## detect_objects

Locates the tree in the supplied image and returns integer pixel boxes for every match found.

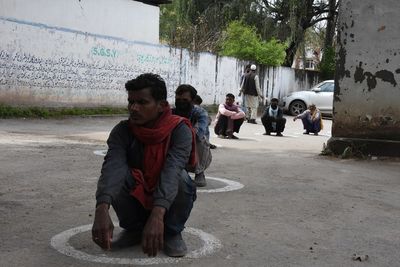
[254,0,340,67]
[318,0,340,78]
[160,0,340,68]
[219,21,286,66]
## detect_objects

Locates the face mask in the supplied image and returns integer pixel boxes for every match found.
[175,100,193,115]
[271,103,278,109]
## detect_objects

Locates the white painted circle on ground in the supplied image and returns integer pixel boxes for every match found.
[212,143,223,148]
[254,132,298,138]
[239,137,262,141]
[93,150,107,156]
[197,176,244,193]
[294,132,331,137]
[51,225,222,265]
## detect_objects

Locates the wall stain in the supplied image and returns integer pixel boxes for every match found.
[334,29,344,102]
[364,72,377,89]
[354,62,398,90]
[354,62,365,83]
[376,70,397,87]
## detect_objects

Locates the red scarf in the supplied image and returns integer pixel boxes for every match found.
[129,105,197,210]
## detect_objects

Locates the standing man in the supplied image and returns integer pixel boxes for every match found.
[261,98,286,136]
[92,73,197,257]
[239,64,251,117]
[239,64,263,124]
[173,84,212,187]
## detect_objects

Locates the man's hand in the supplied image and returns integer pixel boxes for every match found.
[92,203,114,250]
[293,117,297,121]
[142,206,166,257]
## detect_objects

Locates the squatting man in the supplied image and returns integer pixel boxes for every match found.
[92,73,197,257]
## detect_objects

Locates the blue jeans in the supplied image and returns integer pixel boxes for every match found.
[301,118,321,133]
[112,171,196,235]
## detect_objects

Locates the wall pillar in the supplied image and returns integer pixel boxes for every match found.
[327,0,400,157]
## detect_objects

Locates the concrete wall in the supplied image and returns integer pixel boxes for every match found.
[333,0,400,141]
[0,1,320,108]
[0,0,160,44]
[327,0,400,157]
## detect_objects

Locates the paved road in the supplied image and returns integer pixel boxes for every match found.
[1,116,399,266]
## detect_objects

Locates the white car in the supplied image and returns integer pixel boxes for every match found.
[282,80,334,116]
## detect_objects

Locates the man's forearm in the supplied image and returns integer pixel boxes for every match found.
[151,206,166,220]
[96,203,110,210]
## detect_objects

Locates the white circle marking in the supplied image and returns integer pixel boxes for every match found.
[93,150,107,156]
[51,225,221,265]
[197,176,244,193]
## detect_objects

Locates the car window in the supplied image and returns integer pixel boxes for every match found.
[319,82,334,92]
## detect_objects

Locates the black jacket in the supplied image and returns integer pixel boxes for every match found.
[95,120,192,210]
[261,106,284,120]
[242,72,258,96]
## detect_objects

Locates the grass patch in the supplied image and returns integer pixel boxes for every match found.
[0,104,128,119]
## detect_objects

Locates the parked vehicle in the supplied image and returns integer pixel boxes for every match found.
[282,80,334,116]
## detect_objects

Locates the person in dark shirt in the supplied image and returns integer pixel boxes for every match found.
[193,94,217,149]
[173,84,212,187]
[261,98,286,136]
[92,73,197,257]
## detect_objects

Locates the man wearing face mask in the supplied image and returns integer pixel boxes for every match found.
[261,98,286,136]
[173,84,212,187]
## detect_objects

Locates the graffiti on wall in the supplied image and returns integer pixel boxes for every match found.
[0,48,181,95]
[91,47,119,58]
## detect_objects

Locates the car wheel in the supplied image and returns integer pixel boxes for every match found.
[289,100,306,116]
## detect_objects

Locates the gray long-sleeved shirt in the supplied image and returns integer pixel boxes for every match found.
[96,120,192,210]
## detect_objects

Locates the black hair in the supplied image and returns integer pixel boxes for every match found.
[226,93,235,99]
[193,95,203,105]
[175,84,197,100]
[271,97,279,102]
[245,64,251,73]
[125,73,167,101]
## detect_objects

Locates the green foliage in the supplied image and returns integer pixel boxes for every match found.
[256,39,287,66]
[319,46,336,80]
[160,0,339,69]
[0,105,128,119]
[219,21,286,66]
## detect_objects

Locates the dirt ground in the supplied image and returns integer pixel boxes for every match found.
[1,115,399,267]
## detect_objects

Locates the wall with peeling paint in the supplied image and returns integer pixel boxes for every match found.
[0,4,320,108]
[333,0,400,141]
[0,0,160,44]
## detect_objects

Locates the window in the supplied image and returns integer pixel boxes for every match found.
[319,82,334,92]
[305,60,315,70]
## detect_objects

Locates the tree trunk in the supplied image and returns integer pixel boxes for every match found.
[324,0,337,49]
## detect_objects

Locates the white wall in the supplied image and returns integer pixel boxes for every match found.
[0,0,159,44]
[0,10,320,107]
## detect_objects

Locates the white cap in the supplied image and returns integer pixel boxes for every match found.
[250,64,256,70]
